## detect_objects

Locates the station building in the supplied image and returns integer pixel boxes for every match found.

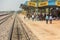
[21,0,60,18]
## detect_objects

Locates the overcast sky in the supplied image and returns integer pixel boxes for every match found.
[0,0,27,11]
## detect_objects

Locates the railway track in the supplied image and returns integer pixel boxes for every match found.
[0,13,13,16]
[0,13,16,40]
[10,15,39,40]
[0,13,13,25]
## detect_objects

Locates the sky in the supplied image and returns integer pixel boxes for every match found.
[0,0,27,11]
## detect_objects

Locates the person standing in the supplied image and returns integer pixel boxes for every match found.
[49,15,52,24]
[45,15,49,24]
[32,14,34,20]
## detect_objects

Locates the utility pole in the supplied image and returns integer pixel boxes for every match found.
[35,0,38,15]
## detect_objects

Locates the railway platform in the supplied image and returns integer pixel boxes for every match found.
[18,14,60,40]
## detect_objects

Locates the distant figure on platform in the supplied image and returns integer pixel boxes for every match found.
[49,15,52,24]
[32,14,34,20]
[45,15,49,24]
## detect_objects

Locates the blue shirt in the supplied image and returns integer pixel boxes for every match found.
[46,16,49,19]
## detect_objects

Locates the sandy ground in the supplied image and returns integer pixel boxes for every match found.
[18,14,60,40]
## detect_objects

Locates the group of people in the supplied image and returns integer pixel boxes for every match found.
[25,13,53,24]
[31,13,46,21]
[45,14,52,24]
